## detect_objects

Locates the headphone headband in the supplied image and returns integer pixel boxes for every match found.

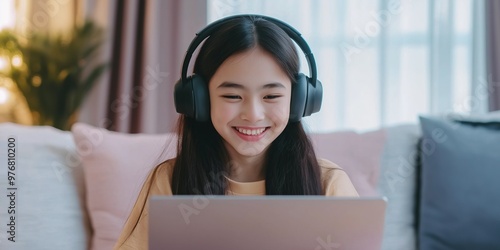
[180,14,318,87]
[175,14,323,122]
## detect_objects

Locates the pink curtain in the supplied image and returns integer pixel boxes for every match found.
[78,0,207,133]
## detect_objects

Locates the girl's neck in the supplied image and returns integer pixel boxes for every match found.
[227,153,266,183]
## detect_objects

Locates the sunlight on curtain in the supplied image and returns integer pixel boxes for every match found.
[207,0,486,132]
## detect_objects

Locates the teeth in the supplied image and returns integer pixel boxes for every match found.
[236,127,266,136]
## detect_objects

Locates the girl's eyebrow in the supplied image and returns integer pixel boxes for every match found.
[217,82,286,90]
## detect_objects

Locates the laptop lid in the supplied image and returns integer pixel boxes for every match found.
[149,196,386,250]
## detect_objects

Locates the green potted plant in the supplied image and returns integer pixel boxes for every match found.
[0,20,107,130]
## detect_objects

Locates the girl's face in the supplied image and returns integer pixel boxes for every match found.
[209,47,292,160]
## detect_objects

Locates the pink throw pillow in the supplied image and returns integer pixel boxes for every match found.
[71,123,177,250]
[309,129,387,196]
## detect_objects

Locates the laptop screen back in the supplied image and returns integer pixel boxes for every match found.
[149,196,386,250]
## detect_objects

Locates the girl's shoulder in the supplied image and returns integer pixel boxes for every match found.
[317,158,343,171]
[157,158,176,170]
[143,158,177,195]
[317,158,359,197]
[317,157,345,184]
[154,158,177,180]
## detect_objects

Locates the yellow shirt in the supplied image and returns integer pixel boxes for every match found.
[113,158,358,250]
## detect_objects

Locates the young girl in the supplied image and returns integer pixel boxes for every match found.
[114,15,358,249]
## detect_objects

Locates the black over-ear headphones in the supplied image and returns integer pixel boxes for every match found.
[174,14,322,122]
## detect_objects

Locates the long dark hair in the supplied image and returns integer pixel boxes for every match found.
[171,16,322,195]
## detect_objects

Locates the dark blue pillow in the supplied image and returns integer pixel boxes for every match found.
[419,116,500,250]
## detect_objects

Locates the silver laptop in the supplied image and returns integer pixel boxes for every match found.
[149,196,387,250]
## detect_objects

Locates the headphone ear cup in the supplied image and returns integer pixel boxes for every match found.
[174,77,194,118]
[191,75,211,121]
[289,73,308,122]
[174,75,211,122]
[303,78,322,117]
[289,74,323,122]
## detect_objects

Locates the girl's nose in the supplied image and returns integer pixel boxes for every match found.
[240,99,265,122]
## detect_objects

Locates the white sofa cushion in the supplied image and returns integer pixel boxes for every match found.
[0,123,90,250]
[378,124,421,250]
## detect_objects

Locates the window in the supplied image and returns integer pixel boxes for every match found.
[208,0,486,132]
[0,0,16,30]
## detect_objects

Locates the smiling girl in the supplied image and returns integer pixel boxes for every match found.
[114,15,358,250]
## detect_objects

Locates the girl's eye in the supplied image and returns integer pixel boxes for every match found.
[222,95,241,99]
[264,95,282,100]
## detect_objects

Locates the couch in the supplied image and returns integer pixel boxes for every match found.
[0,112,499,250]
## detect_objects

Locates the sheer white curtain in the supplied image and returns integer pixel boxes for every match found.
[207,0,487,132]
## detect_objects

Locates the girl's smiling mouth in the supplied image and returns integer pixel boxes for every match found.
[232,127,270,141]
